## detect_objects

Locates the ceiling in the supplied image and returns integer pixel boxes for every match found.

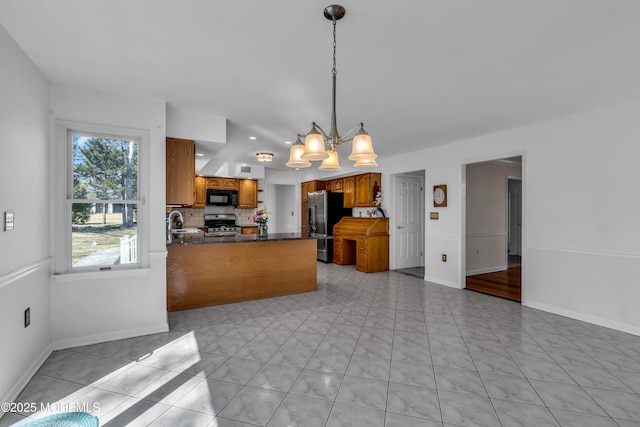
[2,0,640,172]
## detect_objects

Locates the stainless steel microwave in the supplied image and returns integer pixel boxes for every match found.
[206,190,238,206]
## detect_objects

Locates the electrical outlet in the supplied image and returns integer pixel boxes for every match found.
[4,211,14,231]
[442,254,447,262]
[24,307,30,328]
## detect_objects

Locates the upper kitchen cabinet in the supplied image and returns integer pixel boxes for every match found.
[355,172,381,207]
[237,179,258,208]
[301,180,326,203]
[207,177,239,190]
[343,176,355,208]
[166,138,195,205]
[332,178,344,193]
[192,176,206,208]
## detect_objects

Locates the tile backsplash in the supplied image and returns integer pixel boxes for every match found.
[166,207,257,228]
[235,208,256,226]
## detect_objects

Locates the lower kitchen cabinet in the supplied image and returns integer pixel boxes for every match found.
[241,226,258,235]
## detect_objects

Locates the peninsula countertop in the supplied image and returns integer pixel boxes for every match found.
[167,232,317,310]
[167,232,315,247]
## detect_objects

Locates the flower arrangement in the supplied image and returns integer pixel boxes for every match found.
[253,207,270,224]
[373,192,385,217]
[374,191,382,208]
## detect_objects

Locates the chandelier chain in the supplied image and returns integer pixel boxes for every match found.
[332,18,337,77]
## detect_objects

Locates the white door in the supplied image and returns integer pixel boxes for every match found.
[395,175,424,269]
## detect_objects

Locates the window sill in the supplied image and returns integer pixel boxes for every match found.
[51,268,150,283]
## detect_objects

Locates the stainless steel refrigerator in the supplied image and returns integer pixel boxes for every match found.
[308,190,352,262]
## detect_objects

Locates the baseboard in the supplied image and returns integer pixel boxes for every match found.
[52,322,169,351]
[466,265,507,276]
[424,276,461,289]
[1,343,52,411]
[525,300,640,338]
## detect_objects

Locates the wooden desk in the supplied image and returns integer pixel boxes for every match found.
[333,217,389,273]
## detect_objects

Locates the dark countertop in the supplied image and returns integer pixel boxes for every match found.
[167,232,315,247]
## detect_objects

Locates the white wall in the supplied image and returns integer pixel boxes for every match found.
[0,25,52,407]
[382,99,640,335]
[49,84,168,348]
[466,161,522,274]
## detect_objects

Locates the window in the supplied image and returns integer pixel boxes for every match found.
[66,129,142,271]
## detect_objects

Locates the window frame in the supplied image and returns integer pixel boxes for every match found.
[55,120,149,274]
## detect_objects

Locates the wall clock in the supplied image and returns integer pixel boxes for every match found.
[433,185,447,207]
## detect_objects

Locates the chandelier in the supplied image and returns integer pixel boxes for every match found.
[286,4,378,170]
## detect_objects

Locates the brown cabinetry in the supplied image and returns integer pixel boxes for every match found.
[355,172,381,207]
[332,178,344,192]
[192,176,206,208]
[333,217,389,273]
[207,177,222,189]
[241,226,258,235]
[166,138,195,205]
[301,180,325,202]
[343,176,355,208]
[238,179,258,208]
[207,177,238,190]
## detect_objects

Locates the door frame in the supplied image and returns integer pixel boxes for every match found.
[392,171,425,271]
[459,153,527,304]
[507,176,522,260]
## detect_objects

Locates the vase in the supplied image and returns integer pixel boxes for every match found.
[258,223,268,237]
[373,208,385,218]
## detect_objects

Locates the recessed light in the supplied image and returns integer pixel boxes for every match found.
[196,153,204,157]
[285,141,292,145]
[249,136,257,140]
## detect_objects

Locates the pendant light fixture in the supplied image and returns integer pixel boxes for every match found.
[286,4,378,170]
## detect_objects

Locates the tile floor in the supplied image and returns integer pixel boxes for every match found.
[394,266,425,278]
[4,263,640,426]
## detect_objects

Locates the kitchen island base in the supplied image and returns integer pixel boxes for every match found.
[167,238,316,311]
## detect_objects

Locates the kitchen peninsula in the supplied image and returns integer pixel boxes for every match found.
[167,233,317,311]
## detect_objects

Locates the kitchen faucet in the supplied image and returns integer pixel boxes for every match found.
[166,210,184,244]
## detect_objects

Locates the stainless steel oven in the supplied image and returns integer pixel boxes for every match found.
[204,214,241,237]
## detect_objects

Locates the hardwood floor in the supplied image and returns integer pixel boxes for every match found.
[465,256,521,302]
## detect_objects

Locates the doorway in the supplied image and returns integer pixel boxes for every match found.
[464,157,522,302]
[393,172,425,277]
[265,184,296,233]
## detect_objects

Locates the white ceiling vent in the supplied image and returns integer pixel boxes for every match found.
[240,166,251,173]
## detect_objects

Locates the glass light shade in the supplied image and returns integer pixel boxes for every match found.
[285,142,311,168]
[348,130,377,160]
[353,157,379,168]
[256,152,274,162]
[319,150,341,170]
[300,131,329,160]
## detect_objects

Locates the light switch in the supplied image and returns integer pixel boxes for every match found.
[4,211,14,231]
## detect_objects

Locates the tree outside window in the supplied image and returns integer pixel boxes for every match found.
[70,133,139,268]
